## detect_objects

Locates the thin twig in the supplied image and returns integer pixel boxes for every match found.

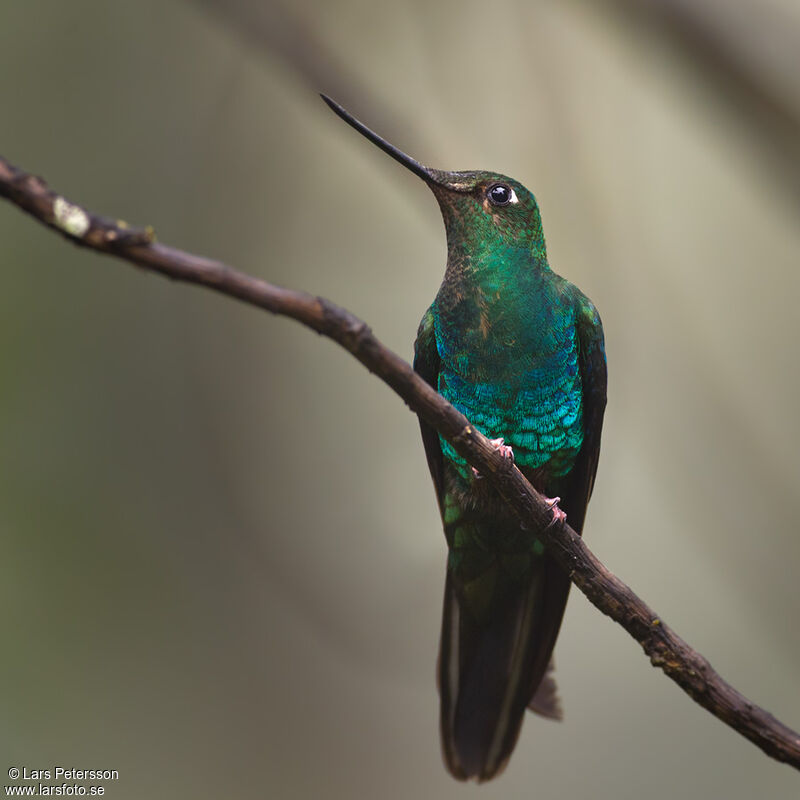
[1,154,798,769]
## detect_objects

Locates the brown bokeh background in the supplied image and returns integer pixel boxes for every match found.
[1,2,799,797]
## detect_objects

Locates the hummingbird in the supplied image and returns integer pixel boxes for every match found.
[322,95,607,782]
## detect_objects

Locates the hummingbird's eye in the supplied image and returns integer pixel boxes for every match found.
[487,184,512,206]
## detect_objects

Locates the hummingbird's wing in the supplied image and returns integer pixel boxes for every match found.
[559,292,607,534]
[413,307,445,507]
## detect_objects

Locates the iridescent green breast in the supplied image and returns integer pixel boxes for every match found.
[432,271,584,481]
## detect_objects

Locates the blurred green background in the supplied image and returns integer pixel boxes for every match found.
[1,1,799,797]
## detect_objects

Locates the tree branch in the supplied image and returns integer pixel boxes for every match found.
[1,153,798,769]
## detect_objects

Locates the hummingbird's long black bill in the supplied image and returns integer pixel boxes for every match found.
[321,94,442,185]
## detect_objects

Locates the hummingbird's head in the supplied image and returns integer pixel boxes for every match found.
[321,95,547,263]
[424,170,546,261]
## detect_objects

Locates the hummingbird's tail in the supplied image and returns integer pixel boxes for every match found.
[437,555,568,781]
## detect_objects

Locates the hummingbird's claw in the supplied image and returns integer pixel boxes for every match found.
[489,437,514,462]
[471,438,514,480]
[543,495,567,528]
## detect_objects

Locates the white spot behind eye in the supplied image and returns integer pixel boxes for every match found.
[508,188,519,204]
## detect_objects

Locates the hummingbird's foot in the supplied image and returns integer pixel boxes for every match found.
[543,495,567,528]
[489,437,514,462]
[471,438,514,480]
